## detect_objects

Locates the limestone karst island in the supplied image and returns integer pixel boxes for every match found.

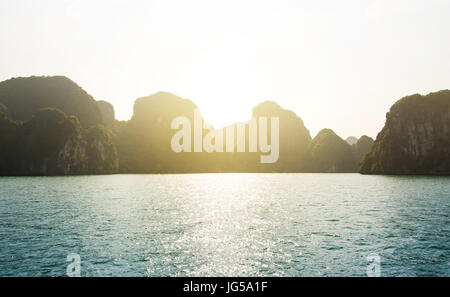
[0,76,448,176]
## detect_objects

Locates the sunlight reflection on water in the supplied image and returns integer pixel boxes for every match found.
[0,174,449,276]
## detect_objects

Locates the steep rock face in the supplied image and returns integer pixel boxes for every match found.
[310,129,356,172]
[0,76,103,127]
[96,100,115,125]
[55,129,88,174]
[0,108,21,173]
[360,90,450,175]
[352,135,374,165]
[0,103,10,117]
[0,108,119,175]
[16,108,88,175]
[85,125,119,173]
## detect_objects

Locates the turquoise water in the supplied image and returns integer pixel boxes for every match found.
[0,174,448,277]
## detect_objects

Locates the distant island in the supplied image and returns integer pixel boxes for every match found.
[0,76,448,175]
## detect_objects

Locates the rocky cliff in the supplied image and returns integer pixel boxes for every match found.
[85,125,119,173]
[352,135,374,165]
[96,100,115,125]
[0,108,118,175]
[360,90,450,175]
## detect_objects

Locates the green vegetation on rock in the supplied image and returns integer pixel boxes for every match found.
[0,76,104,127]
[0,75,448,175]
[360,90,450,175]
[0,108,118,175]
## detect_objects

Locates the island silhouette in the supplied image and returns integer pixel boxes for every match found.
[0,76,448,175]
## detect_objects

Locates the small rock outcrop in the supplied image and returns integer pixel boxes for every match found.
[96,100,115,125]
[310,129,356,172]
[352,135,374,165]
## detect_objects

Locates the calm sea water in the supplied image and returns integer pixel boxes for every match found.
[0,174,448,277]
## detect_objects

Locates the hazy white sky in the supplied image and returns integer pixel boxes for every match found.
[1,0,449,138]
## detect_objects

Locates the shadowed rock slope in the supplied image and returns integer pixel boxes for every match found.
[360,90,450,175]
[0,76,104,127]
